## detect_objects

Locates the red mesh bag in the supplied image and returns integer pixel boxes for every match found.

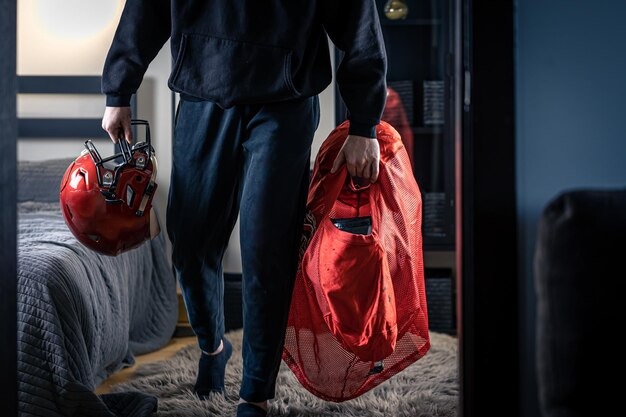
[282,120,430,401]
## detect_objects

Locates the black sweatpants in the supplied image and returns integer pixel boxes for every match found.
[166,94,319,401]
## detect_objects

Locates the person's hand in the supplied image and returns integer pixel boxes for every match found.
[102,106,132,143]
[330,134,380,183]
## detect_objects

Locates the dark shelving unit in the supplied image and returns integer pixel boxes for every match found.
[334,0,456,251]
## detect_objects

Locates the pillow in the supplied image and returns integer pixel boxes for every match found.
[18,158,75,203]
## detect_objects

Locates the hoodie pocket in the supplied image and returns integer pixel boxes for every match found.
[169,33,298,107]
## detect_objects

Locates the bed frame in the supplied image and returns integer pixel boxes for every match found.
[17,75,137,139]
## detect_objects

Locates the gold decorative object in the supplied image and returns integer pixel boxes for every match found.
[384,0,409,20]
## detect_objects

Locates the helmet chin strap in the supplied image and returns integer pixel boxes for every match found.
[136,153,158,218]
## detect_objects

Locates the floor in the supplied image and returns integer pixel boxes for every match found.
[95,336,197,395]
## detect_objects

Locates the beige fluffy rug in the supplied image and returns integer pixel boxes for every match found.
[110,329,458,417]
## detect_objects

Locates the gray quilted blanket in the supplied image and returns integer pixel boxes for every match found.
[17,160,178,417]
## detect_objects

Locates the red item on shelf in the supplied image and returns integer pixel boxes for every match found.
[382,86,415,168]
[282,120,430,402]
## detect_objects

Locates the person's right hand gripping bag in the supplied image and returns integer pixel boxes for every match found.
[282,120,430,402]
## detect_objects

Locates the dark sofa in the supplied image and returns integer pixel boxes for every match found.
[534,189,626,417]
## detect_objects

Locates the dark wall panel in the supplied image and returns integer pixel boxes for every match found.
[0,0,17,415]
[516,1,626,416]
[461,0,519,416]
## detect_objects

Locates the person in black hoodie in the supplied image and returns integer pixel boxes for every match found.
[101,1,387,416]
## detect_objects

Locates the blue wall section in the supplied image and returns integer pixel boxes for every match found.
[516,0,626,415]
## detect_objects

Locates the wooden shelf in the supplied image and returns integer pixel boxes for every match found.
[381,18,442,27]
[412,126,444,135]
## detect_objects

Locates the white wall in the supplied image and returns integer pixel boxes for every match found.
[17,0,337,273]
[17,0,124,75]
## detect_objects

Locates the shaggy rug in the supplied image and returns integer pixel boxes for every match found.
[109,329,458,417]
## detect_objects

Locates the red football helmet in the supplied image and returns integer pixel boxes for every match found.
[60,120,160,256]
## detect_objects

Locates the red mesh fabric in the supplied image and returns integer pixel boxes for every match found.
[282,120,430,402]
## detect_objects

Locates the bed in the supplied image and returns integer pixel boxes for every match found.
[17,158,178,417]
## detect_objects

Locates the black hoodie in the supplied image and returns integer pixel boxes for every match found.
[102,0,387,138]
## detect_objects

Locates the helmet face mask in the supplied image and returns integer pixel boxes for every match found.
[60,120,160,256]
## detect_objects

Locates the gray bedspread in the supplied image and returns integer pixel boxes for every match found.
[17,159,178,417]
